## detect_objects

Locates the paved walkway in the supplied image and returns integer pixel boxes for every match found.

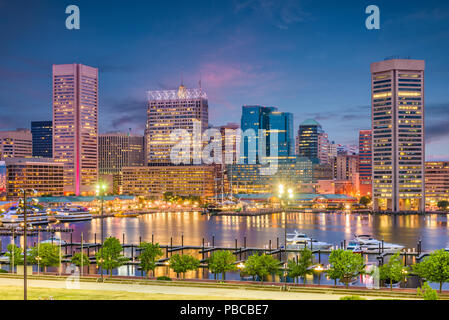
[0,277,413,300]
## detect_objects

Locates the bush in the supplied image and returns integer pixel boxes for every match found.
[156,276,172,281]
[0,269,7,273]
[340,295,366,300]
[417,282,439,300]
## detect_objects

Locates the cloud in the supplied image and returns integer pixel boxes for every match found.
[102,97,147,133]
[234,0,309,29]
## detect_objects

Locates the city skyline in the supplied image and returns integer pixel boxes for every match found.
[1,1,449,161]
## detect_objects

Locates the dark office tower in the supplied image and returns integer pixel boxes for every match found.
[31,121,53,158]
[266,111,294,161]
[296,119,328,163]
[241,106,276,164]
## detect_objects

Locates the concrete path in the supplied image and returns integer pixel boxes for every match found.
[0,277,413,300]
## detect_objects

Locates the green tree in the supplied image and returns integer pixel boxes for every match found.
[96,237,128,276]
[417,282,439,300]
[327,249,365,288]
[29,243,60,272]
[437,200,449,211]
[208,250,237,281]
[413,249,449,293]
[359,196,372,207]
[169,254,200,279]
[139,242,163,278]
[5,244,23,268]
[71,252,90,268]
[379,252,408,290]
[243,254,280,284]
[287,248,313,285]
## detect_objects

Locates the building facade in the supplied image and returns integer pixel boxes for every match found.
[425,161,449,210]
[359,130,372,197]
[296,119,328,163]
[31,121,53,158]
[122,165,216,199]
[227,157,314,194]
[52,64,99,196]
[4,158,64,200]
[0,129,32,160]
[371,59,425,212]
[145,85,208,165]
[99,132,145,175]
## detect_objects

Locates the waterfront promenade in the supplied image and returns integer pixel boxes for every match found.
[0,276,421,300]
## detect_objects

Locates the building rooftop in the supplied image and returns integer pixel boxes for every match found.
[300,119,321,127]
[148,85,207,101]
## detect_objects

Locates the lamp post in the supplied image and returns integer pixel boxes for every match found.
[278,185,294,291]
[96,182,107,282]
[20,188,37,300]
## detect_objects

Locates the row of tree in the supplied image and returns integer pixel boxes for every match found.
[6,236,449,293]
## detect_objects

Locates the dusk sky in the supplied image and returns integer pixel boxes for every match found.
[1,0,449,160]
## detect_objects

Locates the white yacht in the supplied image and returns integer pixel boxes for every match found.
[54,206,92,222]
[349,234,404,253]
[286,231,333,250]
[1,206,50,226]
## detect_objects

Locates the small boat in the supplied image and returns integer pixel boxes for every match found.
[41,237,67,245]
[114,212,139,218]
[285,231,333,250]
[54,206,92,222]
[346,241,364,253]
[350,235,404,253]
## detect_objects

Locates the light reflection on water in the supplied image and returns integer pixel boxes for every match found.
[2,212,449,288]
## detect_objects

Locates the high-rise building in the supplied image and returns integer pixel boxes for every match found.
[296,119,328,163]
[332,154,359,196]
[425,161,449,210]
[99,132,145,194]
[52,64,98,196]
[371,59,425,212]
[31,121,53,158]
[0,129,32,160]
[99,132,145,175]
[240,105,277,164]
[146,84,208,165]
[218,123,239,165]
[240,106,294,163]
[359,130,372,196]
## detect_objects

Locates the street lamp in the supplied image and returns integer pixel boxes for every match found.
[313,264,325,286]
[278,184,294,291]
[19,188,37,300]
[96,182,107,282]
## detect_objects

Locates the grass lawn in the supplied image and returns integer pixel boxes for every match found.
[0,285,234,300]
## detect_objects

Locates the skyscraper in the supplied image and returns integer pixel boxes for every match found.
[99,132,145,175]
[359,130,372,197]
[146,84,208,165]
[371,59,425,212]
[240,106,294,163]
[240,105,277,164]
[31,121,53,158]
[266,111,294,161]
[296,119,328,163]
[52,64,98,196]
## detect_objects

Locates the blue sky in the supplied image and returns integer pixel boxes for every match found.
[1,0,449,159]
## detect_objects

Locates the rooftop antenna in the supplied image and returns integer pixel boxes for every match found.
[199,72,202,90]
[181,72,184,86]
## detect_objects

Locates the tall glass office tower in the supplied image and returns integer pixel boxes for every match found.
[371,59,425,212]
[296,119,329,163]
[31,121,53,158]
[240,106,293,164]
[52,64,98,196]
